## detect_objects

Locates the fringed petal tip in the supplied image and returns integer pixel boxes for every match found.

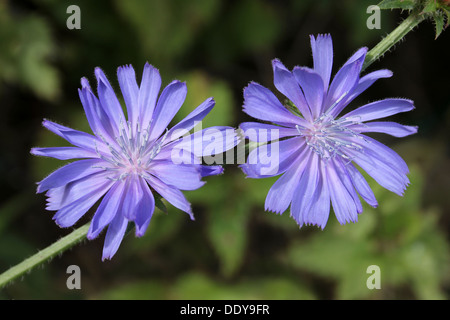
[117,64,135,72]
[297,221,327,231]
[337,216,359,226]
[264,206,285,216]
[310,33,332,40]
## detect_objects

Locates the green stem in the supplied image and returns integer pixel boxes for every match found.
[0,222,89,289]
[361,12,426,72]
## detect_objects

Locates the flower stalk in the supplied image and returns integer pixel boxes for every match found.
[361,12,426,72]
[0,223,89,289]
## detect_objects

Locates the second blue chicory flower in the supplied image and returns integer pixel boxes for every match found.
[240,34,417,228]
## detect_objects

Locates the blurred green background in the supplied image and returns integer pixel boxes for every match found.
[0,0,449,300]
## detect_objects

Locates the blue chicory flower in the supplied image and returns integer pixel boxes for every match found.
[31,63,237,260]
[239,34,417,228]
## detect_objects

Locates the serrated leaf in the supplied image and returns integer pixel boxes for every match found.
[378,0,416,10]
[421,0,438,13]
[444,8,450,27]
[433,12,446,38]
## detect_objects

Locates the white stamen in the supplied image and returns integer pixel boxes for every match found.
[93,121,165,181]
[296,113,367,162]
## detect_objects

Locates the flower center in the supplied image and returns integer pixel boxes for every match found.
[95,120,167,181]
[296,114,364,160]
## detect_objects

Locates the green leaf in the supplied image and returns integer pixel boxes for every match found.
[421,0,438,13]
[444,7,450,27]
[378,0,416,10]
[434,12,445,38]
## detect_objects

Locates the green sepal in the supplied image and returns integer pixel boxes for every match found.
[154,192,168,214]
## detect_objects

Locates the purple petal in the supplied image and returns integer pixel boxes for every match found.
[166,97,215,143]
[310,34,333,90]
[102,213,129,261]
[42,120,110,155]
[333,158,363,214]
[145,174,193,219]
[352,134,409,174]
[30,147,98,160]
[134,178,155,237]
[343,47,368,67]
[95,67,126,134]
[148,80,187,142]
[264,148,311,214]
[138,62,162,129]
[350,121,418,137]
[346,147,409,196]
[239,122,299,142]
[243,82,307,127]
[121,175,144,221]
[290,153,320,225]
[87,180,127,240]
[154,144,201,165]
[241,137,305,178]
[117,64,139,127]
[78,82,116,143]
[45,171,111,211]
[342,98,415,123]
[292,66,325,119]
[52,179,114,227]
[336,69,393,114]
[324,48,367,115]
[173,126,238,158]
[200,165,223,177]
[344,162,377,208]
[272,59,311,121]
[147,160,205,191]
[326,159,359,225]
[301,162,330,229]
[37,159,108,193]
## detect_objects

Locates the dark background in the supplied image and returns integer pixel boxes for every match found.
[0,0,449,299]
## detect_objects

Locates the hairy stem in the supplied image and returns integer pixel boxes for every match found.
[362,12,426,72]
[0,223,89,289]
